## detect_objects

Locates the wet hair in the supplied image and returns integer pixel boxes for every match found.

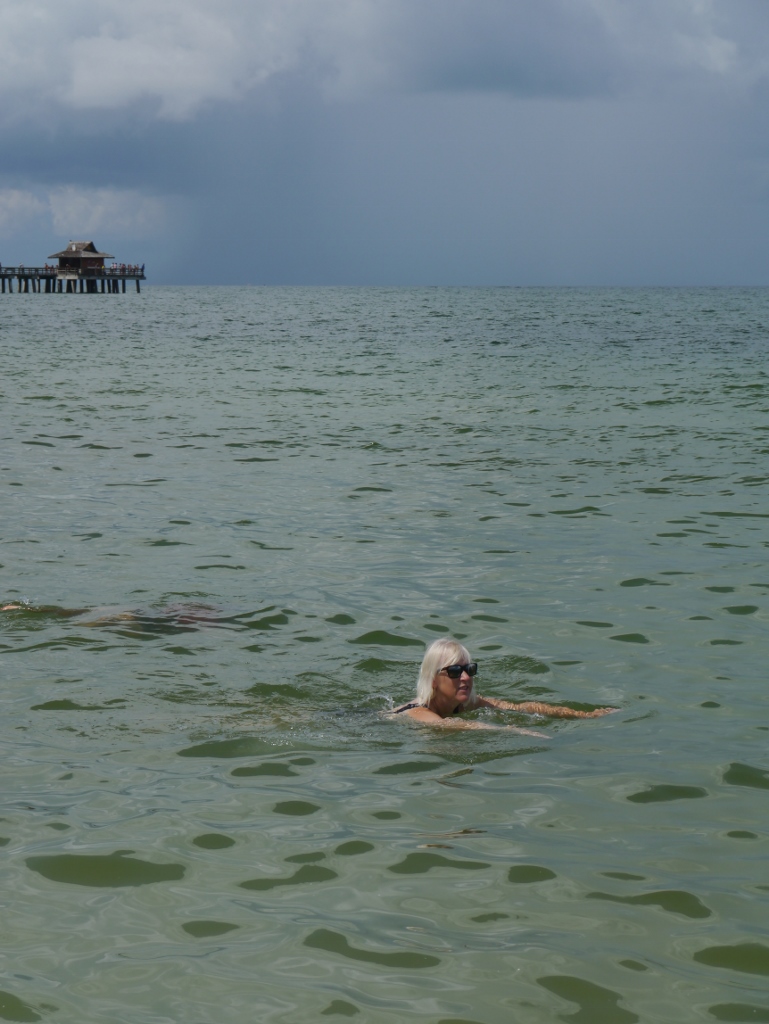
[415,636,476,707]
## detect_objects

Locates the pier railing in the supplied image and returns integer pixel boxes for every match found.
[0,266,145,278]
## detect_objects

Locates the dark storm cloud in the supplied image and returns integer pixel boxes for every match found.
[386,0,624,97]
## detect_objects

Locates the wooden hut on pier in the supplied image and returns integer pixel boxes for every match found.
[50,240,113,273]
[0,240,145,294]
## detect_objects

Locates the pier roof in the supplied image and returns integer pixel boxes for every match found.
[48,240,114,259]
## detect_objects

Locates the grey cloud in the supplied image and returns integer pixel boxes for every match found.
[387,0,769,99]
[0,0,765,128]
[386,0,624,98]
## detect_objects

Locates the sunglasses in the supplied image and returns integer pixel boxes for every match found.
[439,662,478,679]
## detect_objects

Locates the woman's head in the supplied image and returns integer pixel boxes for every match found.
[415,636,474,706]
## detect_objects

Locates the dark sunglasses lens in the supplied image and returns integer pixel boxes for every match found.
[445,663,478,679]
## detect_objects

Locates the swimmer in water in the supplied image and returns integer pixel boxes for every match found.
[1,601,224,632]
[392,636,617,729]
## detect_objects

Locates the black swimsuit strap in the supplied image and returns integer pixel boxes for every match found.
[393,701,420,714]
[394,702,463,715]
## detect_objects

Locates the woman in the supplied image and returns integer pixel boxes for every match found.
[393,636,616,729]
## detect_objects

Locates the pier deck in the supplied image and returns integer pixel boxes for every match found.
[0,266,145,293]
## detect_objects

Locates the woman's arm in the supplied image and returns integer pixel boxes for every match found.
[477,697,617,718]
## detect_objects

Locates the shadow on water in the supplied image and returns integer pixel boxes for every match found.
[707,1006,769,1022]
[0,991,49,1023]
[586,888,712,918]
[26,851,185,887]
[537,976,639,1024]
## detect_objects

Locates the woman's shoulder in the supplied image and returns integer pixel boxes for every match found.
[391,701,444,721]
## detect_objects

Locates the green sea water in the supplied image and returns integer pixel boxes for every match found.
[1,286,767,1023]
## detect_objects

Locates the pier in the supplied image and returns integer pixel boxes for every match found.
[1,240,145,294]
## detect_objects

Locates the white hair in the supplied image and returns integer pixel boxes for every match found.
[414,636,477,707]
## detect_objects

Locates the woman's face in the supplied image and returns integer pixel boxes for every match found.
[432,657,474,706]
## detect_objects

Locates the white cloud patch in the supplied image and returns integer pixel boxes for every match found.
[0,189,47,236]
[0,0,384,120]
[0,186,167,239]
[586,0,739,78]
[48,187,166,238]
[0,0,764,124]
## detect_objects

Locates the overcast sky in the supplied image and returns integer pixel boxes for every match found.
[1,0,768,285]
